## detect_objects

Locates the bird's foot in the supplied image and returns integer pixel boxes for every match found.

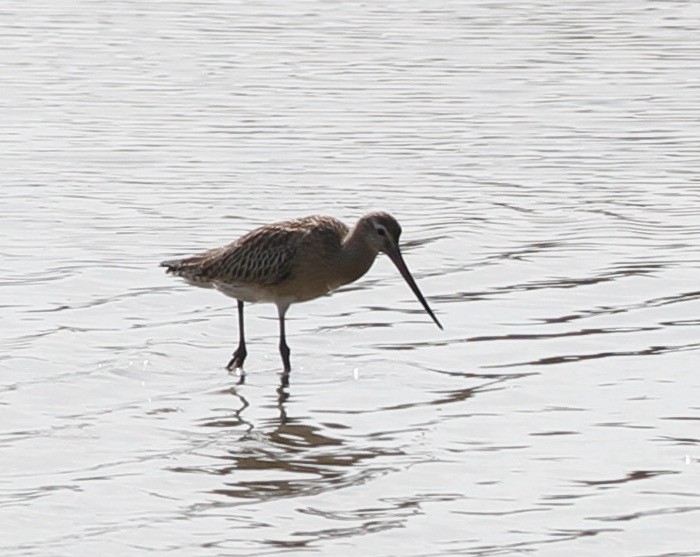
[226,356,244,371]
[226,347,247,372]
[227,359,246,385]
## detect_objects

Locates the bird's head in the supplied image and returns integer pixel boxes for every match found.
[357,212,442,330]
[359,211,403,254]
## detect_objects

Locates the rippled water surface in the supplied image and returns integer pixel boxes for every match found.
[3,1,700,555]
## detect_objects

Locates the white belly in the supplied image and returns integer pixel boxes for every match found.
[213,281,305,306]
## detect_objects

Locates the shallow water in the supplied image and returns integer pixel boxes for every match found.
[2,1,700,555]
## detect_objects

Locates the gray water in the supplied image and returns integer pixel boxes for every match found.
[2,1,700,555]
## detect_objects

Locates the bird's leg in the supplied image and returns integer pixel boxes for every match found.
[226,300,247,373]
[277,303,291,384]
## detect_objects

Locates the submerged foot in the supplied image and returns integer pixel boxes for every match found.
[226,346,247,372]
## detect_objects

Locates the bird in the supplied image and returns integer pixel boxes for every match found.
[160,212,442,383]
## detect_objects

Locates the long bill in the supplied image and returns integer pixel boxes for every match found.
[385,245,443,330]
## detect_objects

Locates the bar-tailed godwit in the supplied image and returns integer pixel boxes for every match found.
[161,212,442,382]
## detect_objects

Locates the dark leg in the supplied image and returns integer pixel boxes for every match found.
[277,303,291,383]
[226,300,247,372]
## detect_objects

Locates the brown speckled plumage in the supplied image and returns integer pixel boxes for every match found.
[160,212,441,383]
[163,216,347,288]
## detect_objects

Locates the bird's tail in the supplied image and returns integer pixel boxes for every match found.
[159,257,186,273]
[159,254,217,287]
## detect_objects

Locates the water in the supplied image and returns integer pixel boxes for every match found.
[2,1,700,555]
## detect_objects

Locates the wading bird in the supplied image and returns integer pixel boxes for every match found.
[160,212,442,383]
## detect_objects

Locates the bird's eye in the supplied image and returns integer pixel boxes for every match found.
[376,227,386,236]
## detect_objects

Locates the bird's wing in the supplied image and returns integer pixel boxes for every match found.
[165,224,309,287]
[162,215,350,287]
[218,224,309,285]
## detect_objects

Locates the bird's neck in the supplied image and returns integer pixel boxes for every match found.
[338,227,380,286]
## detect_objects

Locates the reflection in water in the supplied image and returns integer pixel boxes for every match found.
[432,263,685,304]
[537,289,700,325]
[366,375,526,413]
[173,386,403,503]
[487,340,700,369]
[592,505,700,523]
[197,386,252,431]
[375,326,659,351]
[171,373,520,526]
[575,469,677,487]
[447,527,620,556]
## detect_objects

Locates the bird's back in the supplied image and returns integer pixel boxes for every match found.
[161,216,350,296]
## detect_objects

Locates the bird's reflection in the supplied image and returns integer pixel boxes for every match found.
[173,368,524,504]
[276,384,289,424]
[232,367,289,390]
[182,382,396,502]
